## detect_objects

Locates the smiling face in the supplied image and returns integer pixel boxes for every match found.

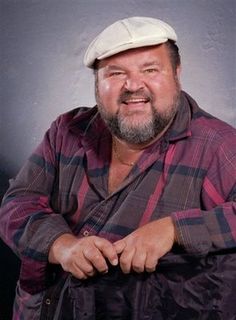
[95,44,181,145]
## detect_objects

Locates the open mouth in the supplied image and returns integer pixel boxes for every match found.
[122,97,151,105]
[122,98,149,104]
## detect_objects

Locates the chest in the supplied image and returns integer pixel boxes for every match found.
[108,163,133,194]
[53,138,208,232]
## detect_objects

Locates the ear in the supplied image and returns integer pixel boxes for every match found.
[176,65,181,81]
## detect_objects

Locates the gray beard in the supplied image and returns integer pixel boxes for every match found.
[96,86,181,145]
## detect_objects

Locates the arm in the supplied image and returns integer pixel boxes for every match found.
[173,192,236,255]
[172,134,236,255]
[115,132,236,273]
[114,199,236,275]
[0,118,72,293]
[0,113,119,293]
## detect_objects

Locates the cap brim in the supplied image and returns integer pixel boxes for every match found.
[96,37,168,61]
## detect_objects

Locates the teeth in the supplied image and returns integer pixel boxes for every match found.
[125,98,146,103]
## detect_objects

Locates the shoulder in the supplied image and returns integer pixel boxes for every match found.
[44,106,107,139]
[54,106,98,129]
[39,106,100,151]
[185,93,236,147]
[192,113,236,150]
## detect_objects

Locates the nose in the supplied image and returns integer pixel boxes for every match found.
[124,73,144,92]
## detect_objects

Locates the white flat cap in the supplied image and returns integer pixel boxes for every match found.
[84,16,177,68]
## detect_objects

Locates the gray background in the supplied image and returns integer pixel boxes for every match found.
[0,0,235,318]
[1,0,236,180]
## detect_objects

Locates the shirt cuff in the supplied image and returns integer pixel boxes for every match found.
[172,208,212,255]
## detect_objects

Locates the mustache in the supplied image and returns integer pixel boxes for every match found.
[118,89,152,104]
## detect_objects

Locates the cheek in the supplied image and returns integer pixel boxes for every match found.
[151,77,178,97]
[98,79,119,94]
[98,81,111,95]
[150,80,179,111]
[98,80,122,105]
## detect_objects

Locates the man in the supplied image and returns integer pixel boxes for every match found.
[0,16,236,319]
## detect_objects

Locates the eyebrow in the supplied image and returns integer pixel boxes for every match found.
[141,61,162,68]
[104,61,161,70]
[105,65,125,71]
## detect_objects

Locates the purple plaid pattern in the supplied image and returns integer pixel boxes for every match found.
[0,91,236,319]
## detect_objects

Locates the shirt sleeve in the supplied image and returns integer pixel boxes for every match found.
[0,116,73,294]
[172,135,236,255]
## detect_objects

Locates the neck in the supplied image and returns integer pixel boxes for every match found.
[112,137,144,167]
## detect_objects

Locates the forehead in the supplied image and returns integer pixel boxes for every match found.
[97,44,171,69]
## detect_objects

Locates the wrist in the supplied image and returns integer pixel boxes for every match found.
[48,233,76,264]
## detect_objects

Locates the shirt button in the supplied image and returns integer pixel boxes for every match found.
[83,230,90,237]
[45,298,51,305]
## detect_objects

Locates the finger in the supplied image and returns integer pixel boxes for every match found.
[114,240,126,255]
[70,266,89,280]
[83,246,108,273]
[119,247,135,274]
[94,238,118,266]
[61,250,96,279]
[131,250,147,273]
[74,258,96,277]
[145,251,158,273]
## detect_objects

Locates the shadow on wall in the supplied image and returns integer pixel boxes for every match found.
[0,169,21,320]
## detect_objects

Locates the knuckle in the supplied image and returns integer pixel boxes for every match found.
[132,264,144,273]
[71,269,87,280]
[83,247,94,259]
[119,260,130,273]
[84,265,94,274]
[92,256,107,272]
[78,273,88,280]
[86,270,96,277]
[92,253,103,263]
[145,260,157,272]
[95,238,111,252]
[145,266,156,273]
[121,266,130,274]
[145,243,156,252]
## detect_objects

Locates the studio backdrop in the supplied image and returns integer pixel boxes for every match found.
[0,0,235,319]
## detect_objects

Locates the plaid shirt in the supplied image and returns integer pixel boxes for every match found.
[0,91,236,319]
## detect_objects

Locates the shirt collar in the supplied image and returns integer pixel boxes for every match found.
[166,91,192,142]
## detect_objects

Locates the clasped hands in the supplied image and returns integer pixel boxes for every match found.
[49,217,175,279]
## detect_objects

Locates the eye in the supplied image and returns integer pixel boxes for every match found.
[144,68,158,74]
[110,71,125,77]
